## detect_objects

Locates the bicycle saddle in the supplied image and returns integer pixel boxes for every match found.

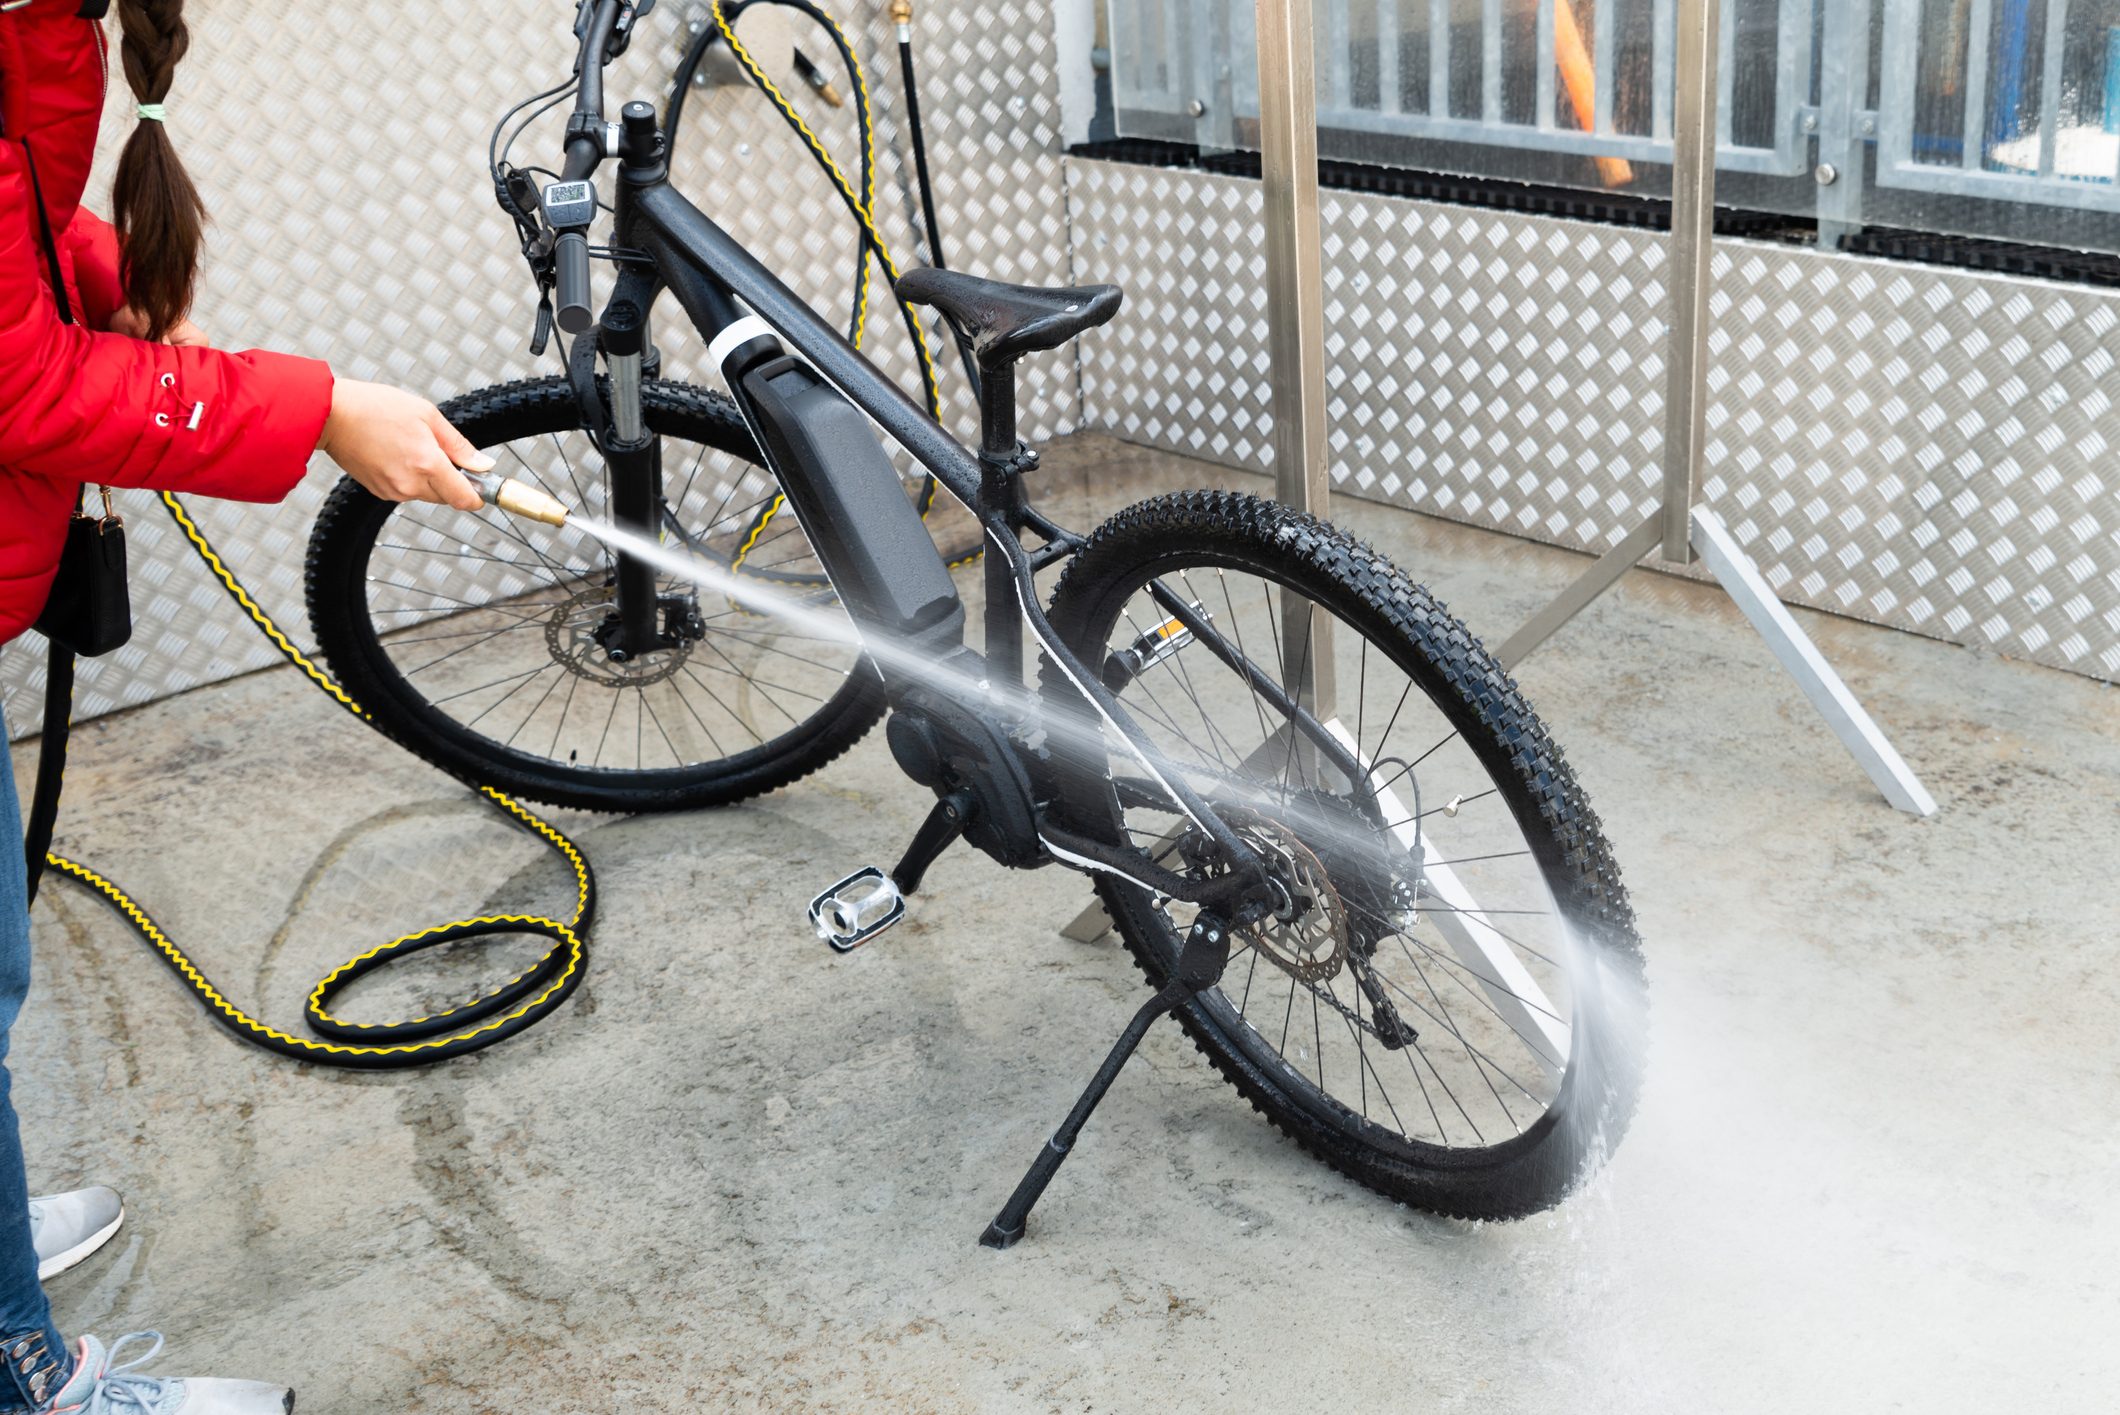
[897,268,1122,371]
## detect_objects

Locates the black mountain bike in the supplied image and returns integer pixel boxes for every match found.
[304,0,1645,1240]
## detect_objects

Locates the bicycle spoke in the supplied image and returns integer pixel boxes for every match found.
[1091,557,1589,1155]
[359,417,866,783]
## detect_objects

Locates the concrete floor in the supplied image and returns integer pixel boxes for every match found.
[8,434,2117,1413]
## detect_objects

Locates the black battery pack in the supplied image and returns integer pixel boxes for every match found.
[736,355,967,652]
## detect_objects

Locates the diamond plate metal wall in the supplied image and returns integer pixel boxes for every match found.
[1066,156,2120,683]
[2,0,1077,737]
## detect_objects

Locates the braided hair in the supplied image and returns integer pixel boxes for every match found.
[110,0,205,341]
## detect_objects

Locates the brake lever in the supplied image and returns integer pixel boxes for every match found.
[494,164,564,355]
[529,294,557,358]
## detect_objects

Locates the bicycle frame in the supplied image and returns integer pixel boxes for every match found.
[462,2,1553,1246]
[616,174,1276,894]
[534,0,1388,909]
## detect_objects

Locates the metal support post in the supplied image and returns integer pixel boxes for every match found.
[1688,509,1937,816]
[1256,0,1336,719]
[1814,0,1873,249]
[1495,510,1664,670]
[1661,0,1719,566]
[1066,0,1340,944]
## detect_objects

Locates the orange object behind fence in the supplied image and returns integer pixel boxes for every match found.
[1554,0,1634,186]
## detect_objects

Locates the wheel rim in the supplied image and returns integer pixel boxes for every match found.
[351,416,870,778]
[1069,558,1598,1160]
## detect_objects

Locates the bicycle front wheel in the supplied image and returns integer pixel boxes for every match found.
[305,376,885,813]
[1041,490,1647,1219]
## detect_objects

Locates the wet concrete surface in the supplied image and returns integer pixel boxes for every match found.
[7,433,2116,1413]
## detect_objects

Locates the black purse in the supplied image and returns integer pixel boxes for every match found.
[33,487,132,657]
[21,133,132,657]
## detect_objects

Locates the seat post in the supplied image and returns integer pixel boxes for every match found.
[976,360,1031,691]
[976,359,1017,459]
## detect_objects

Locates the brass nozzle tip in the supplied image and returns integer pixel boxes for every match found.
[816,79,845,108]
[493,477,570,527]
[888,0,913,25]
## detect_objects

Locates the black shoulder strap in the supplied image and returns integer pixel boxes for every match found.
[18,136,77,327]
[15,139,81,900]
[22,644,72,906]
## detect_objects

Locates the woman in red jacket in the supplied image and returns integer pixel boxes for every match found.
[2,2,495,1409]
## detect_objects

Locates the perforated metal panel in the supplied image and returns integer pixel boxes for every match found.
[2,0,1078,736]
[1066,156,2120,683]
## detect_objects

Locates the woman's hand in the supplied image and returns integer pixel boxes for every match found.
[107,305,209,347]
[317,380,491,512]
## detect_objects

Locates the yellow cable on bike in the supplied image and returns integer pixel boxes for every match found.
[35,492,595,1070]
[712,0,981,571]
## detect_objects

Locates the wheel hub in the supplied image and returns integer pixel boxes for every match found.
[1279,787,1422,955]
[544,586,697,686]
[1206,807,1351,985]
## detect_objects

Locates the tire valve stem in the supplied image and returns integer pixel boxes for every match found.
[462,470,570,527]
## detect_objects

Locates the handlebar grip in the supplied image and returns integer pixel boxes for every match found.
[553,231,593,335]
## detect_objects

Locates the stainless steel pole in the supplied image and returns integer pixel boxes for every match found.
[1256,0,1335,718]
[1661,0,1720,565]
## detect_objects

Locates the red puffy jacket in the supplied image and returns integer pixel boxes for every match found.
[0,0,334,646]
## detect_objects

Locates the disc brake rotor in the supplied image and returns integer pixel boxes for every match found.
[544,585,688,687]
[1214,807,1351,985]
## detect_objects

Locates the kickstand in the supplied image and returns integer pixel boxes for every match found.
[979,912,1233,1249]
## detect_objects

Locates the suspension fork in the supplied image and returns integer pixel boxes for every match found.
[598,274,665,658]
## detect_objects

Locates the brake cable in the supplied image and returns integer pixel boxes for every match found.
[27,494,596,1070]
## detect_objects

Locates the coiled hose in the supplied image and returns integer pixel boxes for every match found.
[25,493,596,1069]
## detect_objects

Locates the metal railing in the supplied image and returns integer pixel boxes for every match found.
[1108,0,2120,246]
[1877,0,2120,215]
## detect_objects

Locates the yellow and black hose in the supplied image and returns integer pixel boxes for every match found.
[25,492,595,1070]
[671,0,982,572]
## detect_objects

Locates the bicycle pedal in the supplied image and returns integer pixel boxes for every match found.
[808,867,905,953]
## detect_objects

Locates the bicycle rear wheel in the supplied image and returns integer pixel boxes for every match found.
[305,376,885,812]
[1042,490,1646,1219]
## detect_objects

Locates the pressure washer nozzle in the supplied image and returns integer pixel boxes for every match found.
[462,470,570,528]
[792,48,844,108]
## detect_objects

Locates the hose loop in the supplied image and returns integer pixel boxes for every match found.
[33,493,596,1069]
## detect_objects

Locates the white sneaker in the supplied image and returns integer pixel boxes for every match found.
[39,1333,292,1414]
[28,1188,124,1282]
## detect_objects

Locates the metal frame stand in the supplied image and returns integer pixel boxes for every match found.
[1497,0,1934,818]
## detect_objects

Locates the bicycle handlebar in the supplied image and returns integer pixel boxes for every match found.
[564,0,627,177]
[547,0,628,331]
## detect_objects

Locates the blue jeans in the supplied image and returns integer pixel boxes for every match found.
[0,701,70,1411]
